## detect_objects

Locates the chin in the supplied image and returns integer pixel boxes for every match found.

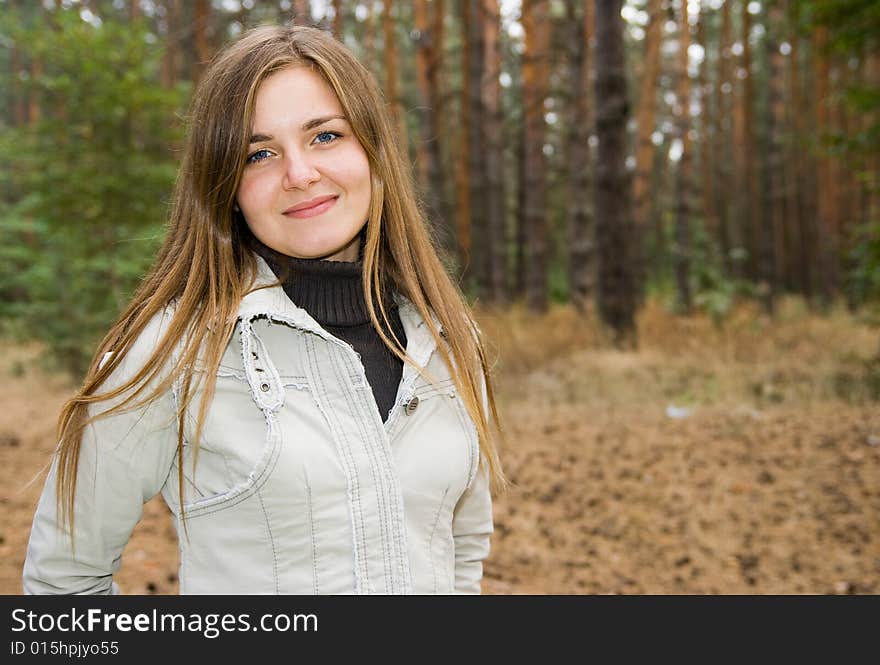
[285,241,358,261]
[301,233,362,260]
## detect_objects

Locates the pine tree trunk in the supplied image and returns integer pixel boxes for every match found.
[834,60,852,235]
[765,0,787,308]
[715,0,734,276]
[414,0,433,196]
[566,0,595,312]
[813,25,835,304]
[867,52,880,230]
[333,0,344,37]
[731,1,748,280]
[414,0,457,268]
[786,0,812,299]
[161,0,180,89]
[429,0,454,259]
[383,1,408,156]
[482,0,506,302]
[521,0,550,312]
[364,2,376,69]
[193,0,211,84]
[515,119,527,298]
[455,0,472,274]
[292,0,311,25]
[674,0,692,314]
[464,0,486,294]
[413,0,447,247]
[633,0,663,289]
[742,2,762,285]
[8,0,26,127]
[595,0,638,346]
[695,3,717,261]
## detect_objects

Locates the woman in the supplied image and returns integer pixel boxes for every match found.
[23,24,504,595]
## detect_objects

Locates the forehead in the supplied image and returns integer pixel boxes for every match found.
[252,66,343,127]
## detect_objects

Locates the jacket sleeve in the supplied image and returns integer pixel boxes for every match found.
[451,460,493,594]
[22,312,179,594]
[451,357,496,595]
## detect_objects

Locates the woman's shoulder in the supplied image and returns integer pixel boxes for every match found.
[99,304,178,379]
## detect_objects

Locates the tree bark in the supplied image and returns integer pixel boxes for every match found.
[595,0,638,346]
[867,52,880,231]
[674,0,692,314]
[521,0,550,311]
[462,0,486,293]
[481,0,506,302]
[695,2,717,264]
[414,0,433,197]
[383,0,408,156]
[364,1,376,69]
[565,0,595,312]
[730,1,749,280]
[633,0,663,291]
[785,0,812,299]
[193,0,212,85]
[415,0,454,261]
[715,0,734,276]
[292,0,311,26]
[758,4,786,314]
[432,0,454,259]
[161,0,180,89]
[765,0,787,311]
[455,0,473,275]
[741,2,762,284]
[8,0,26,127]
[333,0,344,37]
[813,25,835,304]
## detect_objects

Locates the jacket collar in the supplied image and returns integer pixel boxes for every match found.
[239,254,441,365]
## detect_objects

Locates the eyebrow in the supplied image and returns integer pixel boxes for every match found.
[248,115,348,144]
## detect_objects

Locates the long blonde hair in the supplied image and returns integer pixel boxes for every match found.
[56,24,505,537]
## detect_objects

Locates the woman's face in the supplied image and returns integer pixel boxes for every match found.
[236,66,371,262]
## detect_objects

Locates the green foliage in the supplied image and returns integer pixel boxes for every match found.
[845,219,880,308]
[793,0,880,313]
[794,0,880,52]
[643,212,748,324]
[0,9,186,377]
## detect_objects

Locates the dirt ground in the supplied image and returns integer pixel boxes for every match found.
[2,299,879,594]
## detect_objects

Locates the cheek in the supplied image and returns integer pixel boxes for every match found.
[236,174,274,213]
[330,149,371,197]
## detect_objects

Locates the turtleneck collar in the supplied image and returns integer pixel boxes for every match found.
[249,234,378,328]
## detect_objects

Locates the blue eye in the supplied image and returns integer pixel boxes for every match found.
[246,149,272,164]
[314,131,341,145]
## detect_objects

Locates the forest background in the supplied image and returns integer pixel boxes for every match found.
[0,0,879,594]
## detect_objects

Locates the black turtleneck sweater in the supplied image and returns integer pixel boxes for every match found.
[251,238,407,423]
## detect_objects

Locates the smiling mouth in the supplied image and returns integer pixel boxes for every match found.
[284,196,339,219]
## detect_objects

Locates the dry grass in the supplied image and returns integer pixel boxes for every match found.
[477,296,880,413]
[2,297,879,594]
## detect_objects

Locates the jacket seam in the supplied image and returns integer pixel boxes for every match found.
[179,415,281,519]
[255,484,280,594]
[334,349,395,591]
[305,474,319,594]
[305,334,370,592]
[428,487,450,594]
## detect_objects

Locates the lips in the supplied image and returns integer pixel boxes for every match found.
[283,195,338,218]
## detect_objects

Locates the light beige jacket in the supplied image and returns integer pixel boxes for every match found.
[23,257,493,594]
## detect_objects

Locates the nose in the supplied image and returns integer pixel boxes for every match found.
[282,150,320,190]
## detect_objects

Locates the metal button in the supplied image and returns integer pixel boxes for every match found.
[404,396,419,416]
[260,382,270,392]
